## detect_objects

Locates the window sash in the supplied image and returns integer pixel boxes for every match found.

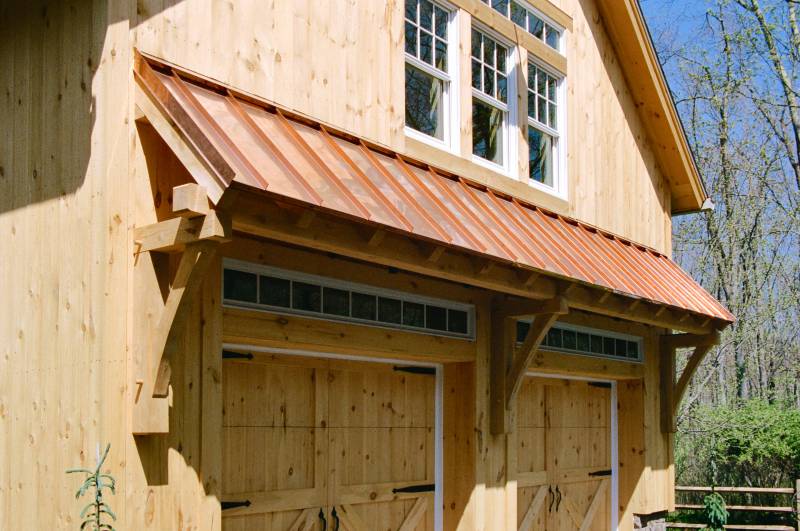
[406,53,451,83]
[527,122,556,186]
[482,0,563,51]
[473,87,508,113]
[527,61,560,132]
[528,117,558,139]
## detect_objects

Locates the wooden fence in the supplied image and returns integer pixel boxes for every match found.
[665,480,800,530]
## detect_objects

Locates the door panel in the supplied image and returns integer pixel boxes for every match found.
[516,377,612,531]
[222,355,328,530]
[329,360,436,531]
[222,355,437,531]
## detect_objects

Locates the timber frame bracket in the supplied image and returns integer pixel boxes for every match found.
[659,330,721,433]
[132,183,231,435]
[490,295,569,434]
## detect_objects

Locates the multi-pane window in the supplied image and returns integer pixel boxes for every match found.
[517,322,643,362]
[405,0,452,142]
[484,0,562,50]
[527,61,560,187]
[471,28,510,166]
[223,261,475,339]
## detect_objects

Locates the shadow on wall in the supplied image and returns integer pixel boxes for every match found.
[0,0,188,215]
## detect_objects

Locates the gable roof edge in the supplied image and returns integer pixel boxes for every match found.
[595,0,708,215]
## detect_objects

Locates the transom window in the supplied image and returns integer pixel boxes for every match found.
[517,321,643,363]
[222,260,476,340]
[405,0,454,145]
[471,28,511,167]
[527,61,562,189]
[483,0,562,50]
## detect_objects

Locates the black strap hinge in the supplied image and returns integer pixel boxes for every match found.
[223,350,254,360]
[221,500,251,510]
[589,469,612,477]
[393,365,436,376]
[588,381,612,389]
[392,483,436,494]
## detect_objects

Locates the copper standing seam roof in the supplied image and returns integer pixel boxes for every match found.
[134,52,734,323]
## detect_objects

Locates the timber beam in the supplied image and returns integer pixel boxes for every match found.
[229,191,722,335]
[132,184,231,435]
[659,331,721,433]
[491,296,569,434]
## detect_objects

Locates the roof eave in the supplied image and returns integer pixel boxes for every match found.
[594,0,708,215]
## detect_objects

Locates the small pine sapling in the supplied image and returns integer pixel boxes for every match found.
[702,490,728,531]
[67,443,117,530]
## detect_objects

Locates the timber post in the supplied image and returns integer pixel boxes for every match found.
[659,331,721,433]
[795,478,799,531]
[132,183,232,435]
[490,295,568,434]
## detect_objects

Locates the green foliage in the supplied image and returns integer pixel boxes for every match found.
[676,399,800,488]
[703,492,729,530]
[66,444,116,531]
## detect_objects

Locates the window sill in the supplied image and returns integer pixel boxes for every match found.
[404,126,457,157]
[526,177,568,202]
[402,135,570,214]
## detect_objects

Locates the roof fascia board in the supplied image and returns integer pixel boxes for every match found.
[594,0,707,214]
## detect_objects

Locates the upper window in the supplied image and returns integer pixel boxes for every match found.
[405,0,455,145]
[483,0,562,51]
[471,28,511,167]
[527,61,562,191]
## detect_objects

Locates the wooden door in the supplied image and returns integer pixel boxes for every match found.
[327,359,436,531]
[221,354,328,531]
[221,354,437,531]
[516,377,612,531]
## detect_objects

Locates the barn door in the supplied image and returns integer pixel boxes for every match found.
[327,359,436,531]
[221,354,438,531]
[221,353,329,531]
[516,377,613,531]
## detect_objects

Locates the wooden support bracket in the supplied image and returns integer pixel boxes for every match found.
[132,184,231,435]
[491,296,569,434]
[659,331,720,433]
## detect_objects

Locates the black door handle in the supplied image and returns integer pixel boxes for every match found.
[332,507,340,531]
[318,508,327,531]
[555,486,562,512]
[548,485,555,512]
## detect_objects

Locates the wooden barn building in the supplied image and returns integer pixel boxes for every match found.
[0,0,733,529]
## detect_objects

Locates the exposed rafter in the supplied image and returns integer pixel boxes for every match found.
[229,192,723,335]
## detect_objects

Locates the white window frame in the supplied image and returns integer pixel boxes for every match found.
[526,57,567,199]
[404,0,461,154]
[481,0,566,53]
[470,23,517,175]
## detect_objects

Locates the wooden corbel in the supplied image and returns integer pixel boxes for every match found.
[132,183,231,435]
[659,330,721,433]
[491,296,569,434]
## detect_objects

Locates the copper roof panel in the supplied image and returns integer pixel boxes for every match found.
[134,53,734,323]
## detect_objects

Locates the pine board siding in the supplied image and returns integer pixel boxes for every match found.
[0,0,719,529]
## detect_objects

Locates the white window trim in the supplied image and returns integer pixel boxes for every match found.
[403,0,461,154]
[470,23,518,175]
[526,57,568,200]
